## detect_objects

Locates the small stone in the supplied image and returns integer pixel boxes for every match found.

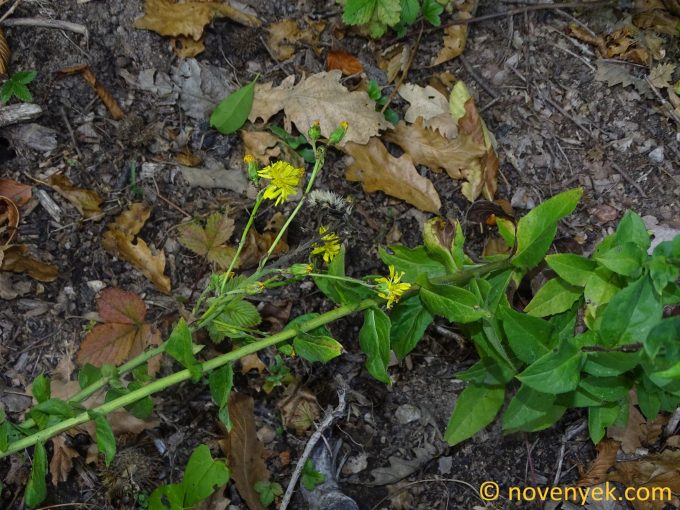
[256,425,276,444]
[395,403,421,424]
[648,146,664,163]
[438,456,453,475]
[86,280,106,293]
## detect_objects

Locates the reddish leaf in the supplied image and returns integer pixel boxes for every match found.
[326,50,364,75]
[0,178,32,207]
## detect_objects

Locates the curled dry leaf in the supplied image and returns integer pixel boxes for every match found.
[267,18,326,61]
[398,83,458,139]
[431,0,478,66]
[377,43,410,83]
[577,438,620,486]
[178,211,236,269]
[49,435,79,486]
[634,0,680,35]
[249,71,392,145]
[76,287,162,369]
[102,203,171,293]
[343,138,441,213]
[0,244,59,282]
[0,29,10,76]
[220,393,269,510]
[175,148,203,167]
[0,196,19,245]
[326,50,364,76]
[57,64,125,120]
[47,174,103,219]
[240,353,267,374]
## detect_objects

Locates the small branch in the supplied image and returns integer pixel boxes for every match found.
[2,17,89,40]
[0,103,42,127]
[459,54,499,99]
[279,387,348,510]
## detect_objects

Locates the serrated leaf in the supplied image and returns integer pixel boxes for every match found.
[524,278,582,317]
[444,383,504,445]
[400,0,419,24]
[359,307,391,383]
[210,79,256,134]
[389,295,433,360]
[545,253,596,287]
[342,0,378,25]
[13,70,36,84]
[12,85,32,103]
[209,298,261,342]
[178,211,235,269]
[421,0,443,26]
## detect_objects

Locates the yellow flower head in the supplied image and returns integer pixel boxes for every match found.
[340,120,349,130]
[258,161,305,206]
[311,226,341,264]
[243,154,256,164]
[375,265,411,309]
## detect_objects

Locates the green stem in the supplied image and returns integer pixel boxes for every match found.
[1,298,377,459]
[223,192,265,290]
[308,273,375,289]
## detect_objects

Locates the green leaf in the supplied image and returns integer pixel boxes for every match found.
[32,398,77,418]
[649,255,679,294]
[208,298,261,342]
[343,0,378,25]
[149,483,184,510]
[584,267,620,307]
[595,242,645,277]
[588,403,621,443]
[456,357,515,386]
[614,211,650,251]
[379,245,447,283]
[89,412,116,466]
[637,376,662,420]
[421,0,443,25]
[12,85,32,103]
[13,70,37,84]
[24,441,47,508]
[254,480,283,507]
[500,304,553,364]
[444,383,504,446]
[549,307,577,341]
[579,376,630,402]
[125,382,154,419]
[545,254,596,287]
[583,351,641,377]
[389,295,433,360]
[359,307,391,383]
[644,317,680,362]
[367,79,382,101]
[384,107,400,124]
[512,188,583,269]
[400,0,420,24]
[283,313,344,363]
[78,364,102,389]
[600,275,663,346]
[301,460,326,490]
[166,319,202,382]
[210,78,256,135]
[503,386,566,433]
[32,374,50,403]
[419,283,486,323]
[314,247,374,305]
[209,364,234,431]
[182,444,230,506]
[517,342,583,394]
[524,278,582,317]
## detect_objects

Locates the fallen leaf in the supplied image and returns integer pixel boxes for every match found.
[577,438,620,486]
[431,0,478,66]
[102,203,171,293]
[607,403,646,454]
[398,83,458,139]
[0,178,32,207]
[249,71,392,145]
[0,244,58,282]
[178,211,236,269]
[134,0,260,41]
[175,148,203,167]
[49,435,79,486]
[267,18,325,61]
[241,130,282,165]
[171,36,205,58]
[76,288,162,369]
[260,300,292,332]
[633,0,680,36]
[56,64,125,120]
[238,214,289,269]
[220,393,269,510]
[326,50,364,75]
[240,353,267,374]
[377,43,410,83]
[592,204,619,223]
[0,196,19,245]
[649,62,676,88]
[344,137,441,213]
[47,174,103,219]
[277,384,320,435]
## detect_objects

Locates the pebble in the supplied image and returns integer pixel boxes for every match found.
[649,146,664,163]
[395,403,421,424]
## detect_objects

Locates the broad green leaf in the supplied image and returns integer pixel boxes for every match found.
[389,295,433,360]
[654,235,680,259]
[644,317,680,362]
[343,0,378,24]
[166,319,201,382]
[24,441,47,508]
[209,364,234,431]
[284,313,343,363]
[484,269,514,312]
[78,364,102,389]
[104,385,153,419]
[578,376,630,402]
[637,376,662,420]
[500,305,553,364]
[549,307,577,341]
[558,387,603,408]
[444,383,504,445]
[614,211,650,251]
[182,444,230,506]
[314,247,373,305]
[32,399,77,418]
[503,386,566,433]
[584,267,620,306]
[524,278,581,317]
[400,0,420,24]
[595,242,644,277]
[456,356,515,386]
[588,403,621,443]
[359,307,391,383]
[379,245,447,283]
[419,284,486,323]
[497,217,516,247]
[210,79,256,135]
[545,253,596,287]
[89,412,116,466]
[600,275,662,346]
[421,0,443,25]
[583,351,641,377]
[649,255,679,294]
[208,298,261,342]
[517,342,583,394]
[512,188,583,269]
[149,483,184,510]
[31,374,50,403]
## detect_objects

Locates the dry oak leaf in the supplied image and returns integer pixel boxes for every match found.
[220,393,269,510]
[134,0,261,41]
[326,50,364,76]
[377,43,410,83]
[49,435,79,486]
[431,0,478,66]
[398,83,458,139]
[47,174,103,219]
[77,288,162,369]
[343,138,441,213]
[178,211,235,269]
[249,71,392,145]
[0,244,58,282]
[277,383,320,435]
[385,118,486,181]
[267,18,326,61]
[102,203,171,293]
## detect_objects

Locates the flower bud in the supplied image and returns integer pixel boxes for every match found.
[243,154,260,184]
[328,121,348,145]
[290,263,313,277]
[308,120,321,142]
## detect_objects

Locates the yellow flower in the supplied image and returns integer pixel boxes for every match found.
[375,265,411,309]
[243,154,256,164]
[258,161,305,206]
[311,226,341,264]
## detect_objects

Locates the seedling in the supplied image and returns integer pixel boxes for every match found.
[0,70,36,104]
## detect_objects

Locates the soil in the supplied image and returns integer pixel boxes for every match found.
[0,1,679,509]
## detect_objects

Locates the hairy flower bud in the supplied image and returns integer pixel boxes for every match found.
[328,121,348,145]
[308,120,321,142]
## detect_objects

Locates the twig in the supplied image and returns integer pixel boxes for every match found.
[279,387,348,510]
[1,17,89,40]
[152,176,192,218]
[459,54,499,99]
[540,91,591,135]
[380,24,423,114]
[645,76,680,127]
[610,162,647,198]
[60,106,82,159]
[553,420,587,485]
[0,0,21,23]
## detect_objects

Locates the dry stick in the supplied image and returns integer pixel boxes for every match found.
[645,76,680,127]
[553,420,587,486]
[279,388,348,510]
[60,106,82,159]
[0,0,21,24]
[610,162,647,198]
[1,17,88,39]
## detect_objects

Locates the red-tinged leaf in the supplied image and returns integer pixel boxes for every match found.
[326,50,364,75]
[0,178,32,207]
[97,288,146,324]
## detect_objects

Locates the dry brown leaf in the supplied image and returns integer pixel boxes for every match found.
[0,196,19,246]
[0,244,58,282]
[0,178,32,207]
[134,0,260,42]
[249,71,392,145]
[221,393,269,510]
[47,174,103,219]
[77,288,162,369]
[431,0,478,66]
[326,50,364,76]
[577,438,620,486]
[241,130,281,165]
[649,63,677,88]
[260,300,292,332]
[634,0,680,35]
[267,18,325,61]
[171,36,205,58]
[175,147,203,167]
[177,211,235,269]
[0,29,10,76]
[49,435,79,486]
[482,237,511,257]
[343,138,441,213]
[102,203,171,293]
[398,83,458,139]
[277,384,320,435]
[238,215,289,269]
[377,44,410,83]
[385,118,486,181]
[240,353,267,374]
[608,404,646,453]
